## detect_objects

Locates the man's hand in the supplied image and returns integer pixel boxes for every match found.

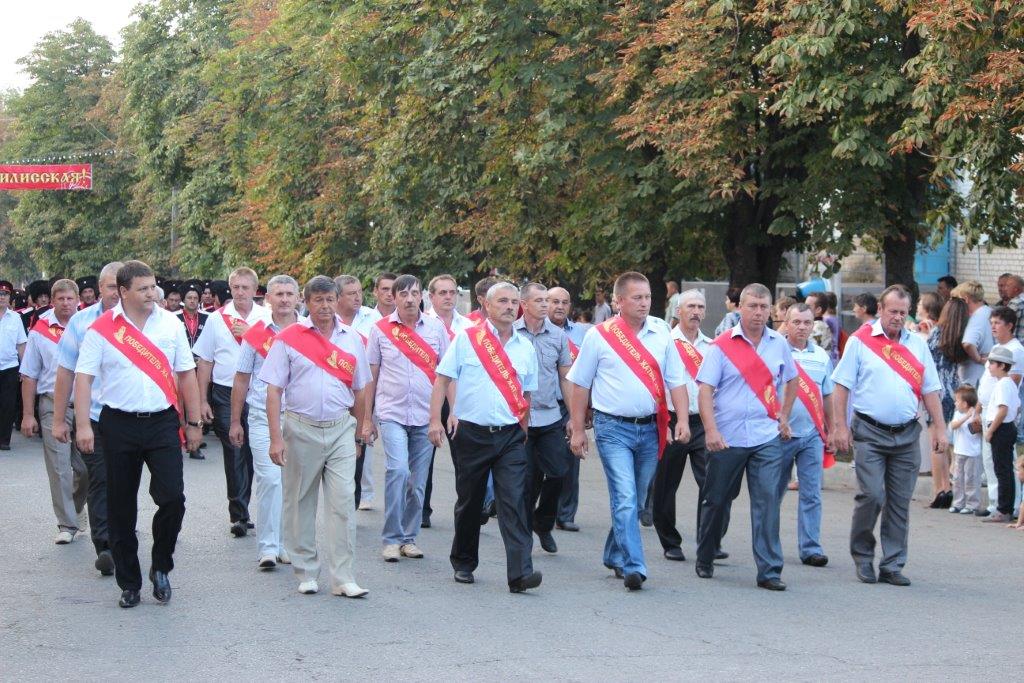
[446,415,459,439]
[779,417,792,441]
[20,415,38,438]
[832,425,852,454]
[228,421,245,447]
[584,408,594,430]
[200,401,214,423]
[230,319,251,339]
[569,422,588,458]
[672,420,691,445]
[269,436,286,465]
[52,421,70,444]
[185,425,203,452]
[359,421,376,445]
[76,423,95,454]
[428,419,446,448]
[705,427,728,452]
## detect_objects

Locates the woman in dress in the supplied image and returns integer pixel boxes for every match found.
[926,296,969,508]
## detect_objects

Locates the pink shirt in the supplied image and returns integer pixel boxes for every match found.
[366,311,449,426]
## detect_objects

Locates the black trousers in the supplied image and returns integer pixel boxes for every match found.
[526,417,571,533]
[991,422,1018,515]
[450,421,533,582]
[354,442,366,509]
[555,401,579,524]
[209,383,253,523]
[82,419,109,555]
[423,399,455,518]
[0,366,19,445]
[652,413,729,552]
[99,407,185,591]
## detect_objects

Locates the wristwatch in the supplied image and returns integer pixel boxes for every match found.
[186,419,204,428]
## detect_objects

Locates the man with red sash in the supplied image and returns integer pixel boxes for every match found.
[228,275,301,570]
[194,267,271,537]
[74,261,203,608]
[567,272,690,591]
[20,279,87,545]
[363,275,449,562]
[428,281,541,593]
[778,303,835,568]
[695,283,798,591]
[832,285,946,587]
[260,276,372,598]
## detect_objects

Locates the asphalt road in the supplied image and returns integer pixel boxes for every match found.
[1,430,1021,681]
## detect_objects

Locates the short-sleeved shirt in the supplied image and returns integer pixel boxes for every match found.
[696,324,797,448]
[236,318,299,412]
[558,319,589,348]
[593,303,611,324]
[977,338,1024,408]
[344,305,381,341]
[832,319,942,424]
[952,410,982,457]
[258,315,371,422]
[76,303,196,413]
[193,301,271,387]
[985,376,1021,423]
[788,341,834,438]
[366,312,449,426]
[959,304,994,387]
[19,309,65,396]
[514,317,573,427]
[567,316,686,418]
[426,307,474,341]
[436,320,539,426]
[1007,294,1024,343]
[0,308,28,370]
[57,302,112,421]
[669,326,712,415]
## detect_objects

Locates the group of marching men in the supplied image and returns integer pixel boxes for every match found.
[7,259,947,607]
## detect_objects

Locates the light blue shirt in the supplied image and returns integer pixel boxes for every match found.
[670,326,712,415]
[0,308,27,370]
[56,302,111,421]
[832,319,941,424]
[959,304,993,387]
[514,317,573,427]
[696,324,797,448]
[436,320,539,426]
[567,316,686,418]
[559,319,589,348]
[236,319,296,412]
[788,341,834,438]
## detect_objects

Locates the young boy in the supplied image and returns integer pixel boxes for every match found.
[982,345,1021,523]
[949,385,982,514]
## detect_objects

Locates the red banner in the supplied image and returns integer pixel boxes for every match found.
[89,310,179,411]
[0,164,92,190]
[675,339,703,379]
[794,363,835,468]
[713,331,780,420]
[375,318,439,383]
[275,323,356,387]
[851,323,924,398]
[31,317,65,344]
[466,322,530,425]
[242,320,276,359]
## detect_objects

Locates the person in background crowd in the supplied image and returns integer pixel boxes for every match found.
[951,281,993,388]
[948,385,983,514]
[466,277,498,325]
[980,345,1021,523]
[22,280,52,331]
[575,309,594,326]
[77,277,98,309]
[914,293,941,337]
[548,286,587,532]
[920,292,958,509]
[996,273,1019,307]
[0,279,28,451]
[714,287,742,336]
[593,288,612,324]
[176,281,209,349]
[937,275,958,303]
[371,272,397,319]
[852,293,878,326]
[664,279,680,325]
[996,274,1024,342]
[201,282,216,312]
[164,285,182,314]
[804,292,834,359]
[772,296,796,336]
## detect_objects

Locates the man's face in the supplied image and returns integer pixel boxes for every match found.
[201,288,214,306]
[165,292,182,311]
[338,282,363,314]
[806,294,824,317]
[1005,278,1023,300]
[395,285,422,318]
[429,278,457,315]
[937,281,951,301]
[787,308,814,344]
[615,281,651,320]
[678,295,706,330]
[523,287,548,320]
[0,290,9,310]
[120,276,158,312]
[548,288,571,325]
[374,278,395,308]
[35,293,50,308]
[306,291,338,325]
[991,316,1013,341]
[52,289,78,318]
[739,293,772,332]
[267,283,298,317]
[98,274,120,309]
[484,287,520,324]
[596,290,606,304]
[230,275,257,307]
[879,294,910,336]
[183,290,199,312]
[80,288,97,305]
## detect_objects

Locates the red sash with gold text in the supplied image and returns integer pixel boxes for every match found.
[466,323,530,423]
[712,331,780,420]
[466,310,484,325]
[567,339,579,363]
[275,323,356,387]
[675,338,703,378]
[242,320,276,359]
[376,318,438,383]
[219,307,244,344]
[851,324,924,397]
[89,310,179,410]
[595,317,671,458]
[794,362,835,468]
[31,317,65,344]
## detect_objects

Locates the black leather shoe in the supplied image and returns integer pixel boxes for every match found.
[855,561,877,584]
[537,531,557,553]
[927,492,945,509]
[974,509,991,517]
[118,589,140,608]
[420,514,431,529]
[802,554,829,567]
[0,443,10,451]
[695,563,714,579]
[245,521,255,529]
[149,569,172,603]
[556,521,580,532]
[663,547,686,562]
[757,578,787,591]
[454,570,474,584]
[640,509,654,527]
[230,521,247,537]
[95,550,115,576]
[623,572,645,591]
[509,571,542,593]
[188,451,205,460]
[878,570,911,586]
[714,549,729,560]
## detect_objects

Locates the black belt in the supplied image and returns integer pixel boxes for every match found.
[595,410,655,425]
[854,411,917,434]
[460,420,520,434]
[104,406,176,419]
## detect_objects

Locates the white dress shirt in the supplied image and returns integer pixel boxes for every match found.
[0,308,27,370]
[19,309,64,396]
[669,326,712,415]
[192,301,271,387]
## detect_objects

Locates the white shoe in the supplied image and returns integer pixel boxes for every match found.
[298,579,319,594]
[400,543,424,559]
[960,507,976,515]
[277,550,291,565]
[54,530,74,545]
[382,544,401,562]
[258,555,277,570]
[332,582,368,598]
[77,510,89,532]
[357,501,373,511]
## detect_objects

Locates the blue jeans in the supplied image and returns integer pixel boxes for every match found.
[593,413,658,577]
[777,433,825,560]
[379,421,433,546]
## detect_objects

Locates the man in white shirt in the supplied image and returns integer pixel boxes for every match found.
[0,279,28,450]
[954,281,994,387]
[193,267,271,537]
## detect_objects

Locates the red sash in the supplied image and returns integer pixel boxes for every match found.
[242,320,276,359]
[567,339,579,363]
[219,307,244,344]
[466,323,530,423]
[275,323,356,387]
[794,362,835,468]
[674,338,703,378]
[89,310,180,410]
[375,318,438,383]
[712,331,780,420]
[595,317,671,458]
[31,317,65,344]
[466,310,484,324]
[851,324,924,397]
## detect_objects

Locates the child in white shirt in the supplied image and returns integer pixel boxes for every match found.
[982,346,1021,522]
[949,385,983,514]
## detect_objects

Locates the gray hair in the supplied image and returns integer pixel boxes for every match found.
[156,286,165,300]
[99,261,124,281]
[678,289,706,306]
[304,275,340,299]
[485,281,519,301]
[266,274,299,292]
[520,282,548,300]
[334,275,360,290]
[740,283,772,303]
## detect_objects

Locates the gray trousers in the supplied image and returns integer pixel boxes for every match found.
[38,394,88,531]
[850,416,922,573]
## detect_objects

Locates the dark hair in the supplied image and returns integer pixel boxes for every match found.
[725,287,742,306]
[917,292,941,322]
[474,276,498,298]
[304,275,340,299]
[990,305,1018,328]
[954,384,977,407]
[853,292,878,316]
[209,280,231,304]
[990,360,1013,372]
[116,260,155,291]
[937,297,970,364]
[938,275,958,289]
[374,272,397,289]
[391,274,421,296]
[823,291,838,313]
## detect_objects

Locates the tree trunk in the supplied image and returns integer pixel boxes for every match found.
[883,232,919,304]
[722,193,789,296]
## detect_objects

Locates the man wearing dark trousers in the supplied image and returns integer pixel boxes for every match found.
[429,281,541,593]
[548,286,587,532]
[0,280,28,450]
[74,260,203,608]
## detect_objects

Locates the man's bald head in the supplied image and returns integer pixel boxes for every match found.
[547,286,572,326]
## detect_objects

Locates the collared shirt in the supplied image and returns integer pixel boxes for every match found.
[193,301,271,387]
[426,307,474,341]
[0,308,27,370]
[236,317,301,412]
[514,316,573,427]
[977,337,1024,407]
[567,316,686,418]
[436,320,539,426]
[57,302,113,421]
[669,326,712,415]
[832,319,941,424]
[556,318,589,348]
[342,305,381,341]
[76,303,196,413]
[593,302,612,324]
[959,304,993,387]
[20,309,65,396]
[258,315,371,422]
[787,341,834,438]
[366,311,449,426]
[696,324,798,448]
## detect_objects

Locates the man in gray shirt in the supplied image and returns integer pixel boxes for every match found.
[955,281,993,387]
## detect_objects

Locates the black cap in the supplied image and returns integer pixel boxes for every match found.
[209,279,231,303]
[28,279,50,299]
[76,276,98,292]
[0,280,13,294]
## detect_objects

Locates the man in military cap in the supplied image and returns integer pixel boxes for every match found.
[22,279,52,331]
[76,277,98,309]
[176,280,209,348]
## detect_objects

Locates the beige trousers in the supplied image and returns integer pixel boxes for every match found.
[282,411,357,588]
[38,393,88,530]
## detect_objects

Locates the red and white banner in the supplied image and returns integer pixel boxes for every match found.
[0,164,92,191]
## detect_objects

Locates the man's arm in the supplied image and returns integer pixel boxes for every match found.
[51,367,75,443]
[266,385,285,465]
[428,375,453,447]
[177,368,203,451]
[831,384,852,453]
[17,342,25,361]
[699,383,727,451]
[962,342,985,364]
[822,391,836,432]
[567,382,591,458]
[73,374,96,454]
[351,386,367,442]
[668,384,690,444]
[362,365,380,443]
[196,359,214,422]
[778,376,798,439]
[922,392,948,456]
[20,376,38,437]
[228,371,251,447]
